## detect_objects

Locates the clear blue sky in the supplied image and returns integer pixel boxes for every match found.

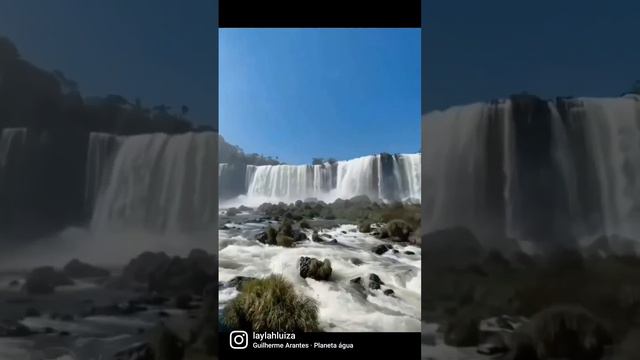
[0,0,217,127]
[219,29,421,165]
[423,0,640,112]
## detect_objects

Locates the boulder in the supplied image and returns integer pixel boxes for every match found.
[368,273,384,290]
[385,220,413,242]
[0,320,33,337]
[509,305,611,360]
[292,230,308,242]
[423,227,484,268]
[299,257,332,281]
[122,252,171,284]
[372,244,393,255]
[63,259,110,278]
[383,289,395,296]
[444,308,482,347]
[23,266,74,295]
[147,256,216,295]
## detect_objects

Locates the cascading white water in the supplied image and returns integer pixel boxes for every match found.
[423,95,640,250]
[85,133,123,211]
[88,132,217,233]
[234,154,421,205]
[0,128,27,169]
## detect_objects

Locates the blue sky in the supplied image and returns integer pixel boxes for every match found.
[219,29,421,164]
[0,0,217,127]
[423,0,640,112]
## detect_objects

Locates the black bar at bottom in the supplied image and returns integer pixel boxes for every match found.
[220,331,421,359]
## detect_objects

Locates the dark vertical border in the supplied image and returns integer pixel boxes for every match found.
[219,0,421,28]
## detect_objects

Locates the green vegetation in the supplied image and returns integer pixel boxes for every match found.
[223,275,319,332]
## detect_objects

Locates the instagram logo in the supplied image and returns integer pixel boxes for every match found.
[230,330,249,349]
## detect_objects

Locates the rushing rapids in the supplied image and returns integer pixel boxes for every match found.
[221,153,421,205]
[423,94,640,250]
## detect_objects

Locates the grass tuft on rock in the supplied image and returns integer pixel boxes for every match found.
[223,275,319,332]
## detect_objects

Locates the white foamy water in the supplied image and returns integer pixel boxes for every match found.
[219,223,421,332]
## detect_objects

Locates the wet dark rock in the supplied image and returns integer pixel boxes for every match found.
[404,251,415,255]
[299,220,311,229]
[299,257,332,281]
[443,308,481,347]
[24,307,41,317]
[225,207,240,216]
[147,254,216,296]
[392,249,399,254]
[23,266,74,294]
[0,320,33,337]
[293,230,308,242]
[368,274,384,290]
[63,259,110,278]
[423,227,484,268]
[383,289,395,296]
[477,334,509,355]
[372,244,393,255]
[350,258,364,266]
[123,252,171,284]
[510,306,611,360]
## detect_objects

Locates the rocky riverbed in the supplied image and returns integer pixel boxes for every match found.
[0,250,217,359]
[218,198,422,332]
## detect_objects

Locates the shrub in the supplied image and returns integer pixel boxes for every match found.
[299,220,311,229]
[276,234,295,248]
[385,219,413,242]
[223,275,319,332]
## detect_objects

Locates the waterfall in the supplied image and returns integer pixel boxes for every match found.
[0,128,29,201]
[423,94,640,249]
[230,154,421,205]
[85,133,123,211]
[88,132,217,233]
[0,128,27,169]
